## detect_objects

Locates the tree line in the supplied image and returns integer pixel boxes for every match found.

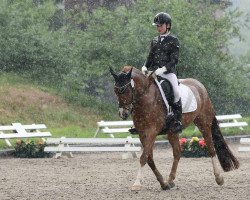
[0,0,249,114]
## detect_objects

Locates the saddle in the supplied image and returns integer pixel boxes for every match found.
[155,76,197,113]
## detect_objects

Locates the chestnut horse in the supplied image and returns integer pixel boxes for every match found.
[110,66,239,191]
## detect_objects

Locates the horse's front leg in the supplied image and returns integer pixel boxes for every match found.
[131,152,145,191]
[166,132,181,188]
[131,133,146,191]
[132,132,169,191]
[147,148,171,190]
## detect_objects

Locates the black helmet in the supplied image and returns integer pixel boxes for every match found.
[152,12,172,27]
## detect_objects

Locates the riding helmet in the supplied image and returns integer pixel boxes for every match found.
[152,12,172,27]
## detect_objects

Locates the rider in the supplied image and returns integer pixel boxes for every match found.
[142,12,182,133]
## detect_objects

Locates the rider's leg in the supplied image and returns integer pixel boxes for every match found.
[159,73,180,103]
[171,98,182,133]
[159,73,182,133]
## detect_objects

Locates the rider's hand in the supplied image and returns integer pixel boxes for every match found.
[141,66,148,75]
[155,66,167,75]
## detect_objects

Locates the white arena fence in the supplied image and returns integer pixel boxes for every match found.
[238,138,250,152]
[95,114,248,138]
[44,136,141,159]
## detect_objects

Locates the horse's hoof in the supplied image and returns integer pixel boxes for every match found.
[168,181,175,188]
[161,183,171,190]
[215,175,224,186]
[131,184,141,191]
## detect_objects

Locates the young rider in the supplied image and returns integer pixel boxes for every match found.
[142,12,182,133]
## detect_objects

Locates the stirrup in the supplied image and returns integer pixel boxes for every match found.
[171,121,182,133]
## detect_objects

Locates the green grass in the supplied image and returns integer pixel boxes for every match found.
[0,73,103,148]
[0,73,249,149]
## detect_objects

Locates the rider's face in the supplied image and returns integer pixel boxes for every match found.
[156,23,170,35]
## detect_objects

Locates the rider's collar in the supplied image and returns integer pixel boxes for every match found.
[160,31,170,38]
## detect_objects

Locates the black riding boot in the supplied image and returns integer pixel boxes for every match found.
[171,99,182,133]
[128,127,138,134]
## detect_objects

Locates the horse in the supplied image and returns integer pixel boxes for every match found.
[110,66,239,191]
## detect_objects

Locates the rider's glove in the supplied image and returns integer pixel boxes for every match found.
[141,66,148,75]
[155,66,167,75]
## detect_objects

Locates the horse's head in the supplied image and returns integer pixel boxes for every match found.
[110,66,135,120]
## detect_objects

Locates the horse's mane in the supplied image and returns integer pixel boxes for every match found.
[120,66,156,94]
[121,66,148,82]
[121,66,142,76]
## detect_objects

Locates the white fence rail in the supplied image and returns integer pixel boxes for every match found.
[216,114,248,129]
[238,138,250,152]
[45,136,141,159]
[95,114,248,138]
[94,120,133,138]
[0,123,51,146]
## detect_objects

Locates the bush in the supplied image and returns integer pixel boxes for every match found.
[179,137,209,158]
[14,139,51,158]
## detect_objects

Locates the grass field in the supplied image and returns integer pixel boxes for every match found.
[0,73,249,149]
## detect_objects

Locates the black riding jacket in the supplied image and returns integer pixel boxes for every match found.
[145,34,180,75]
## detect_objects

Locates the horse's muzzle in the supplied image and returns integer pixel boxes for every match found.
[118,107,130,120]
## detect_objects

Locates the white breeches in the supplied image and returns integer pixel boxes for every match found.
[158,73,180,103]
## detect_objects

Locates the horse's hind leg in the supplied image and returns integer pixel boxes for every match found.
[166,132,181,188]
[194,116,224,185]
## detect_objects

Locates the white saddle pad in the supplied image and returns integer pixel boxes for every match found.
[179,83,197,113]
[154,79,197,113]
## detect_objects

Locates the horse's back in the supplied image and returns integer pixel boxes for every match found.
[180,78,206,91]
[179,78,209,103]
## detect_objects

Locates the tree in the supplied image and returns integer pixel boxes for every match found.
[65,0,247,113]
[0,0,72,86]
[0,0,248,114]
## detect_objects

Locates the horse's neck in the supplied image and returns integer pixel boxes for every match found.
[134,80,163,108]
[133,73,151,94]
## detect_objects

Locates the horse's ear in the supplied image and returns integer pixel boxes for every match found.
[127,67,133,78]
[109,67,118,80]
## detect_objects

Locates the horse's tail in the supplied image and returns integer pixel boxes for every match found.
[211,117,240,172]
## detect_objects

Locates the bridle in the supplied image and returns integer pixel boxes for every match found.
[114,79,136,108]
